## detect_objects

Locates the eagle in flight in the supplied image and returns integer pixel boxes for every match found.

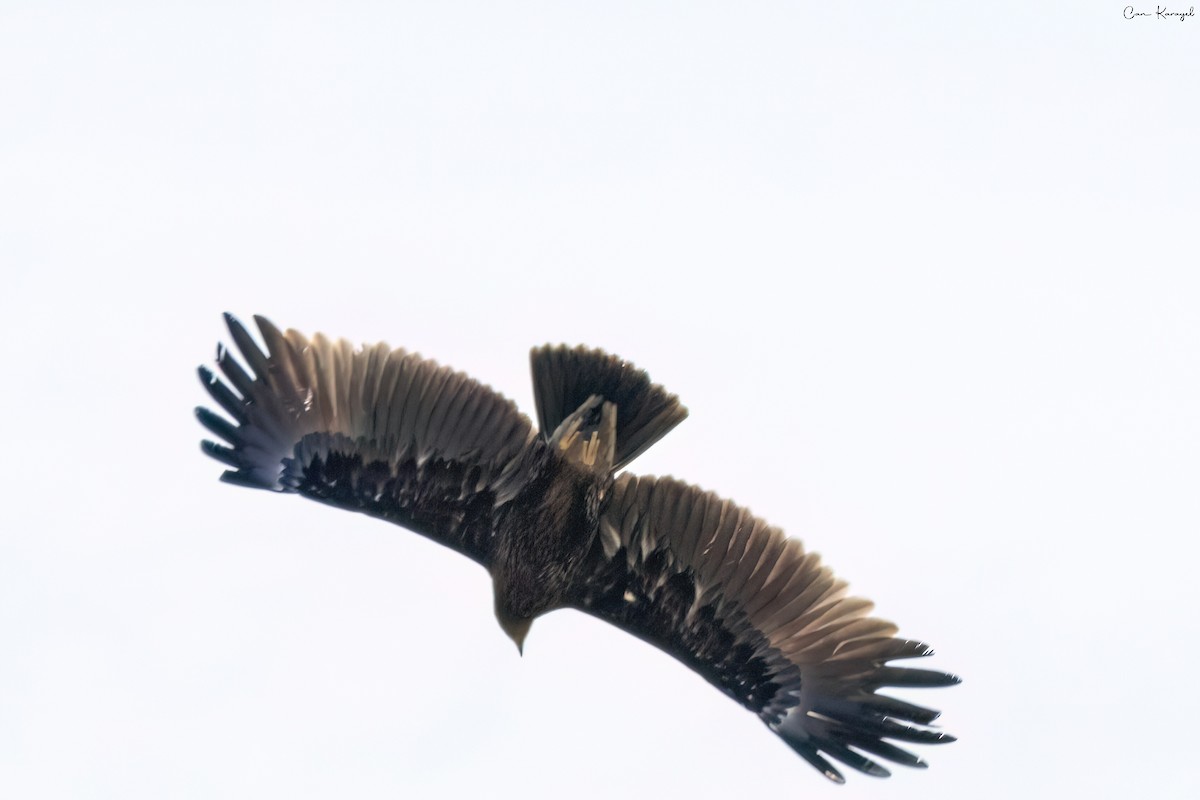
[196,313,958,783]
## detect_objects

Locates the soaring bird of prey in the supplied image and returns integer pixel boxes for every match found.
[196,313,958,783]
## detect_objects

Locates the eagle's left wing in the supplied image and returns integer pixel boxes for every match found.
[568,473,958,782]
[196,314,539,564]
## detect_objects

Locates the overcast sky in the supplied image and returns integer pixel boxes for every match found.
[2,3,1197,798]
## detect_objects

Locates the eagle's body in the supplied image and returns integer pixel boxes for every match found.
[197,314,958,783]
[490,450,599,640]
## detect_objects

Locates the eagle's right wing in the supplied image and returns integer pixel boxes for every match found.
[196,314,540,564]
[569,474,958,782]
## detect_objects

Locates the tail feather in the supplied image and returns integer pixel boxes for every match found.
[530,344,687,472]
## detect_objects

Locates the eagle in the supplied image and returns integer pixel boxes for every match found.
[196,313,958,783]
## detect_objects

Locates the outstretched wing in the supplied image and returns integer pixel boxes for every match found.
[196,313,539,564]
[569,474,958,783]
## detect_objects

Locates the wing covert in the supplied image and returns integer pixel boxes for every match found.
[569,474,958,782]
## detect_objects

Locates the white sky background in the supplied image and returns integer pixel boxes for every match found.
[1,2,1197,798]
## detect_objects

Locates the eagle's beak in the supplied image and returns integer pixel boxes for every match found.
[499,615,532,656]
[499,614,532,657]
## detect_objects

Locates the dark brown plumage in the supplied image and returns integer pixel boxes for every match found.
[196,313,959,783]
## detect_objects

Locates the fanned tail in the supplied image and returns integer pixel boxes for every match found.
[530,344,687,472]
